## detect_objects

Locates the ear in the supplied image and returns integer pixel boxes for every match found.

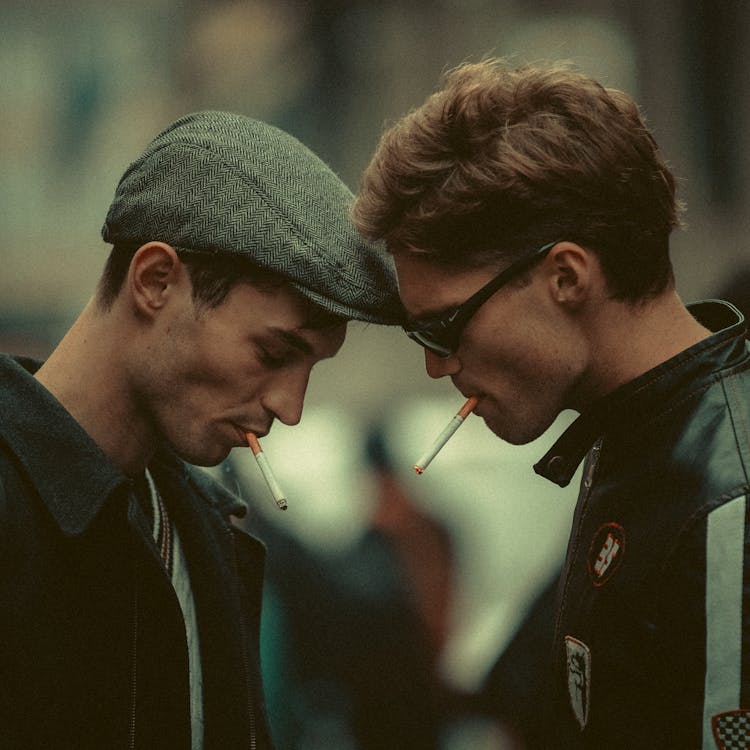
[127,242,184,317]
[545,241,598,308]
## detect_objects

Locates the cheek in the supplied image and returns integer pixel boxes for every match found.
[468,320,537,370]
[184,362,265,406]
[153,341,261,410]
[469,320,571,396]
[179,329,259,385]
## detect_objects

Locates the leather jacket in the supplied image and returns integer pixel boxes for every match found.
[534,300,750,748]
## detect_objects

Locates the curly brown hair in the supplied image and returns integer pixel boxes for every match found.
[352,59,683,302]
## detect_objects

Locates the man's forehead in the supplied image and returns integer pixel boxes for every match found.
[394,253,496,320]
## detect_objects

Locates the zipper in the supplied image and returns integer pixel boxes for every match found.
[129,559,139,750]
[581,438,602,493]
[552,438,604,646]
[228,527,257,749]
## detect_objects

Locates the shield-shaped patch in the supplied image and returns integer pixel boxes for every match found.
[565,635,591,730]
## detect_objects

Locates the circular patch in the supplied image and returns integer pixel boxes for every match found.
[587,522,625,586]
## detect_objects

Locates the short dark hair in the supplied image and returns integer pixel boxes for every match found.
[352,59,683,302]
[96,244,345,328]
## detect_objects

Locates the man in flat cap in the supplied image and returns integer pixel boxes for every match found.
[0,112,403,749]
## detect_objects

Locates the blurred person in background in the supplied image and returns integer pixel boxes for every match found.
[352,59,750,748]
[0,111,403,749]
[232,422,452,750]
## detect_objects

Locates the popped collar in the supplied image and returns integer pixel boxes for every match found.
[534,299,748,487]
[0,355,246,536]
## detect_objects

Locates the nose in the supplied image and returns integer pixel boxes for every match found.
[424,349,461,379]
[262,371,309,426]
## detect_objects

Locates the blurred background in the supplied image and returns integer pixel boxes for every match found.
[2,1,749,748]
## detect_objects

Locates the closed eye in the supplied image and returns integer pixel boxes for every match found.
[257,345,296,369]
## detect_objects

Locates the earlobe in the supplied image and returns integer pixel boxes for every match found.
[128,242,182,315]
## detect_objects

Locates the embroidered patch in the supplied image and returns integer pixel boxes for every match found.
[588,522,625,586]
[565,636,591,730]
[713,710,750,749]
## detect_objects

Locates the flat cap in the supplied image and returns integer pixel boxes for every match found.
[102,111,404,324]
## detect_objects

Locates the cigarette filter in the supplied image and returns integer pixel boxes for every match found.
[246,433,288,510]
[414,396,478,474]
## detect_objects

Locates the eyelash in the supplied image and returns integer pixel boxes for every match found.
[258,347,291,369]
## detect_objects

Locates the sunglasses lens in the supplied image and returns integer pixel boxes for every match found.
[405,329,453,357]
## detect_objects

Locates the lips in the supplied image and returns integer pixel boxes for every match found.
[455,385,481,410]
[235,423,270,445]
[453,379,476,401]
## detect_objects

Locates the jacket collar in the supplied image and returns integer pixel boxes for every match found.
[534,300,748,487]
[0,356,248,534]
[0,355,131,534]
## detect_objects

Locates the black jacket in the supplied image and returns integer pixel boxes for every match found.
[0,355,273,749]
[533,300,750,748]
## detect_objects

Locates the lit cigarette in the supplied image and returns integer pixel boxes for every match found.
[246,433,288,510]
[414,396,478,475]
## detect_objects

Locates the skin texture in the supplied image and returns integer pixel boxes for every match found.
[395,242,711,445]
[34,243,346,475]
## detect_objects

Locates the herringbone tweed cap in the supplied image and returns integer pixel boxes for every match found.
[102,111,404,324]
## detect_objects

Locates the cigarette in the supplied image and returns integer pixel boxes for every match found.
[414,396,478,475]
[246,433,288,510]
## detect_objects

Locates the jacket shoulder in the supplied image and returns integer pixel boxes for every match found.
[661,366,750,504]
[0,445,31,548]
[721,364,750,473]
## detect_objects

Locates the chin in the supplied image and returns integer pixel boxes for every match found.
[483,413,550,446]
[173,444,232,468]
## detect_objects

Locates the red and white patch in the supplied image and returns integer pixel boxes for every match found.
[565,636,591,730]
[588,522,625,586]
[713,710,750,749]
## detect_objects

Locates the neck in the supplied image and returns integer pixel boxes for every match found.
[573,290,711,409]
[34,298,155,476]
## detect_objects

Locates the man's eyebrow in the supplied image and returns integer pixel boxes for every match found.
[268,327,314,355]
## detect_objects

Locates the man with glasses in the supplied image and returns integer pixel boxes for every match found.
[352,59,750,748]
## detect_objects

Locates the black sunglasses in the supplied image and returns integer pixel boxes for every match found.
[403,241,558,357]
